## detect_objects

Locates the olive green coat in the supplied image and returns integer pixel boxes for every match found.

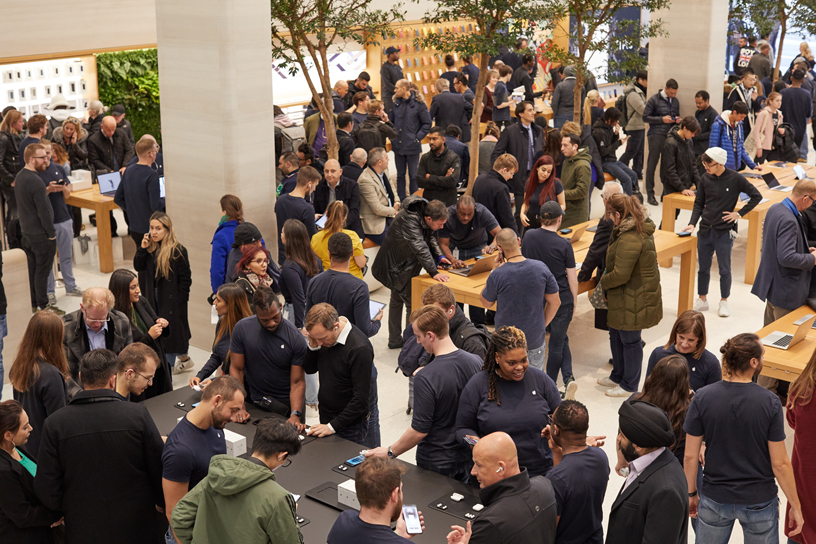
[560,147,592,228]
[600,216,662,331]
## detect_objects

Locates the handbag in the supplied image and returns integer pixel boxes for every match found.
[588,281,608,310]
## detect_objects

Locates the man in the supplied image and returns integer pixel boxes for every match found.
[660,116,701,202]
[162,376,246,543]
[480,228,560,371]
[453,74,475,143]
[709,101,759,172]
[592,107,636,196]
[87,115,134,177]
[357,147,399,244]
[303,108,335,154]
[440,57,459,92]
[461,55,480,93]
[319,112,355,167]
[351,99,398,154]
[274,166,318,264]
[62,287,133,380]
[417,126,461,206]
[490,101,544,230]
[543,401,609,544]
[367,304,482,481]
[171,416,304,544]
[390,79,431,200]
[522,202,578,397]
[110,104,135,144]
[492,65,513,130]
[578,181,623,284]
[642,78,681,206]
[561,121,606,199]
[444,125,470,187]
[296,142,323,179]
[748,42,773,81]
[559,134,591,228]
[313,158,364,239]
[692,91,719,171]
[780,69,813,153]
[380,46,404,113]
[619,71,648,185]
[343,147,367,181]
[551,66,583,130]
[512,53,544,104]
[606,400,688,544]
[344,71,376,110]
[733,35,756,76]
[34,349,165,544]
[126,133,165,175]
[725,68,763,139]
[304,303,375,445]
[277,151,300,196]
[84,99,105,135]
[472,154,518,234]
[350,92,370,127]
[114,137,165,246]
[373,197,450,349]
[15,144,59,313]
[469,432,558,544]
[332,80,349,113]
[429,78,472,142]
[114,342,161,401]
[19,114,48,164]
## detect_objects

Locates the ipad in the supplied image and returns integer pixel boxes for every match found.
[159,176,165,198]
[316,215,328,229]
[369,300,386,320]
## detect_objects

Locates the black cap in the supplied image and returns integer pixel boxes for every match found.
[232,222,262,248]
[540,201,564,219]
[111,104,126,115]
[385,46,400,55]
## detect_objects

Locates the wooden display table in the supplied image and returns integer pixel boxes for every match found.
[64,185,120,273]
[757,305,816,383]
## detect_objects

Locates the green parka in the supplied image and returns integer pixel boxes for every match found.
[561,147,592,228]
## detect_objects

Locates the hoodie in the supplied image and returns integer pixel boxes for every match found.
[709,110,756,170]
[171,455,303,544]
[622,81,647,131]
[560,147,592,228]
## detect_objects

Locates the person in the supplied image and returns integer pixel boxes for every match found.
[277,151,300,196]
[357,147,399,245]
[134,212,193,374]
[785,347,816,544]
[209,194,243,294]
[461,55,480,93]
[748,42,773,81]
[313,159,364,239]
[417,126,461,206]
[429,79,471,143]
[274,219,320,328]
[18,115,48,165]
[551,66,582,129]
[543,401,609,544]
[708,101,759,172]
[234,245,280,305]
[725,68,763,136]
[372,197,450,349]
[86,115,134,178]
[312,201,365,278]
[349,92,371,128]
[380,46,404,113]
[52,116,89,173]
[780,70,813,153]
[170,416,304,544]
[560,120,606,200]
[521,201,578,396]
[0,400,62,543]
[351,99,398,153]
[684,333,804,542]
[0,110,26,246]
[440,55,459,91]
[480,71,498,125]
[444,125,470,186]
[592,108,637,196]
[467,431,558,543]
[83,100,105,135]
[296,143,323,179]
[344,72,376,109]
[559,134,591,228]
[389,79,431,200]
[642,78,681,206]
[114,342,160,402]
[109,104,135,144]
[162,376,246,543]
[114,137,165,244]
[606,400,688,544]
[125,134,164,174]
[304,303,375,445]
[478,123,500,176]
[659,116,702,203]
[584,90,605,127]
[473,153,518,233]
[692,91,719,169]
[343,147,367,182]
[34,349,165,544]
[682,148,762,317]
[733,35,755,76]
[492,65,513,131]
[490,101,545,230]
[753,91,786,164]
[225,221,267,283]
[275,166,318,264]
[16,144,59,313]
[520,156,565,230]
[319,112,355,166]
[597,193,662,397]
[619,71,648,186]
[229,286,307,428]
[366,304,482,480]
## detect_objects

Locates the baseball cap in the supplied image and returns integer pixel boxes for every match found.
[111,104,126,115]
[232,222,263,248]
[540,201,565,219]
[704,147,727,166]
[385,46,401,55]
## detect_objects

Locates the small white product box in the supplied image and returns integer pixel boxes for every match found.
[338,479,360,510]
[223,428,247,457]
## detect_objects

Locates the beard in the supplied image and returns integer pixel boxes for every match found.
[211,407,230,430]
[391,496,403,523]
[621,441,640,463]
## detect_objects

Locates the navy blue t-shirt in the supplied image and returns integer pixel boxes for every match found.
[646,345,722,392]
[230,315,307,403]
[162,415,226,489]
[328,510,406,544]
[412,349,483,467]
[528,180,564,218]
[546,447,609,544]
[114,163,164,234]
[438,203,499,250]
[274,194,317,264]
[306,269,380,338]
[522,228,576,305]
[481,258,559,349]
[19,136,40,165]
[684,380,786,504]
[493,82,510,122]
[38,160,71,223]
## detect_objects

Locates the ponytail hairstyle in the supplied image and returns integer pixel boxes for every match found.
[637,355,691,452]
[482,326,527,406]
[583,90,600,125]
[720,333,762,378]
[605,193,646,235]
[483,121,500,139]
[324,201,348,237]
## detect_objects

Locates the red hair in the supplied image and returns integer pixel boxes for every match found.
[235,245,271,276]
[524,155,558,207]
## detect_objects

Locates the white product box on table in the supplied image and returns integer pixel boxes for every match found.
[223,428,247,457]
[338,479,360,510]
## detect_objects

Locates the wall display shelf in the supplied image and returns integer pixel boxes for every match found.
[0,58,89,118]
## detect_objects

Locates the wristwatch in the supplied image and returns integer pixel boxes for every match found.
[387,446,396,459]
[688,490,698,497]
[291,410,303,418]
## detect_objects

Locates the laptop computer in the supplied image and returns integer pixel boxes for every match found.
[564,223,589,244]
[763,172,793,192]
[97,172,121,196]
[761,315,816,350]
[793,164,814,181]
[449,255,495,277]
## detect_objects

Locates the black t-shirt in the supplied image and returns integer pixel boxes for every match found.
[684,380,786,504]
[438,203,499,250]
[528,180,564,218]
[274,194,317,264]
[546,447,609,544]
[161,416,226,489]
[646,345,722,392]
[306,269,380,337]
[328,510,407,544]
[521,228,576,305]
[38,160,71,223]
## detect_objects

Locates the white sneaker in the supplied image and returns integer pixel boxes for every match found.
[597,377,617,388]
[693,298,709,312]
[718,300,730,317]
[564,380,578,400]
[172,358,195,375]
[605,385,632,397]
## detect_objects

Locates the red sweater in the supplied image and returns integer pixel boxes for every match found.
[787,398,816,544]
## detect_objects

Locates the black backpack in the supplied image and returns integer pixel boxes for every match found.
[615,89,634,132]
[354,122,383,154]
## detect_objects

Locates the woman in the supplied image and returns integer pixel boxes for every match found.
[480,69,499,123]
[535,127,563,178]
[190,283,252,389]
[520,155,565,229]
[133,211,193,374]
[51,117,88,171]
[9,312,69,457]
[0,400,62,543]
[210,194,244,294]
[234,245,279,306]
[283,219,323,328]
[753,92,784,164]
[478,122,500,176]
[597,193,662,397]
[50,143,71,176]
[647,310,721,391]
[583,89,604,127]
[456,326,562,477]
[0,110,24,246]
[786,349,816,544]
[311,202,365,279]
[108,269,173,399]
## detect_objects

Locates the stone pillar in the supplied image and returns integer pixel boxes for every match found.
[155,0,276,347]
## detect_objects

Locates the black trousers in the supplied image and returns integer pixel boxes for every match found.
[645,133,668,198]
[22,236,56,308]
[388,281,412,345]
[514,192,525,235]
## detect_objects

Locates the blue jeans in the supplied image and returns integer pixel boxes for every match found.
[284,304,318,406]
[527,343,546,372]
[608,327,642,392]
[697,229,734,299]
[418,459,472,484]
[602,162,636,195]
[546,302,573,385]
[336,418,369,445]
[799,133,809,160]
[455,246,486,324]
[696,495,779,544]
[365,218,391,246]
[166,353,182,368]
[47,219,78,293]
[364,365,380,448]
[620,129,645,179]
[394,153,420,200]
[553,114,572,130]
[0,315,6,400]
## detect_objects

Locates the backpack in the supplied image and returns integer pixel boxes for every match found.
[354,122,384,154]
[615,89,634,131]
[274,122,306,154]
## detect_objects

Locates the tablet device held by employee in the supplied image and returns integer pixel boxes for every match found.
[369,300,386,320]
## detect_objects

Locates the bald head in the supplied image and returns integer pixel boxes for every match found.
[602,181,623,201]
[324,159,341,184]
[471,432,520,488]
[792,179,816,211]
[495,228,520,252]
[334,80,349,96]
[101,116,117,138]
[350,148,367,167]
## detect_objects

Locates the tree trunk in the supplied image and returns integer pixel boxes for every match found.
[465,53,491,196]
[573,68,584,124]
[318,45,339,161]
[773,17,787,82]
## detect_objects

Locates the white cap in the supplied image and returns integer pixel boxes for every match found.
[705,147,728,165]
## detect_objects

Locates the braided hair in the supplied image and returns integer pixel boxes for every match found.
[483,326,528,406]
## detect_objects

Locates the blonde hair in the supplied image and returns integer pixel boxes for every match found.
[324,201,348,237]
[801,42,814,62]
[148,211,184,279]
[583,90,600,125]
[82,287,115,310]
[0,110,23,135]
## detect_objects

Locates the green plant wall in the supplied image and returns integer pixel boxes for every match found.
[95,49,161,145]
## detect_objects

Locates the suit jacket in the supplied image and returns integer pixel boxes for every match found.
[430,91,472,142]
[357,165,397,236]
[490,121,545,195]
[605,449,688,544]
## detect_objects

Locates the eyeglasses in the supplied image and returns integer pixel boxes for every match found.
[281,458,292,468]
[82,309,111,325]
[131,370,154,382]
[31,155,47,160]
[251,259,270,265]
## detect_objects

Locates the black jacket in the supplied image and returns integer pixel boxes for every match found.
[134,245,192,353]
[472,169,517,233]
[318,129,355,166]
[417,146,461,206]
[83,114,103,136]
[86,127,134,175]
[801,202,816,246]
[0,129,23,188]
[0,250,6,315]
[430,91,473,143]
[389,91,432,155]
[605,448,689,544]
[578,216,613,283]
[129,296,173,400]
[342,162,364,182]
[62,308,133,381]
[372,195,444,291]
[351,115,398,153]
[660,126,702,196]
[34,389,166,544]
[578,125,604,188]
[312,176,364,240]
[13,362,68,458]
[470,469,557,544]
[592,119,623,163]
[643,92,681,136]
[692,105,719,156]
[490,122,545,195]
[0,446,60,544]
